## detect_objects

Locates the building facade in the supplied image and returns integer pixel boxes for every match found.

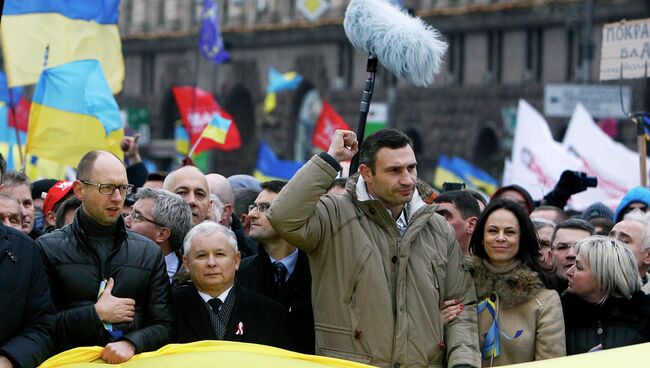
[118,0,650,184]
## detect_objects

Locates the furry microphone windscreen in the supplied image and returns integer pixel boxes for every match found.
[343,0,448,87]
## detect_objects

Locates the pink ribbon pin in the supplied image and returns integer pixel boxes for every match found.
[235,322,244,335]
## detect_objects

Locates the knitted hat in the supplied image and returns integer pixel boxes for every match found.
[581,202,614,221]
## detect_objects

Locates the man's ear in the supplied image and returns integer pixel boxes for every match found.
[359,164,372,182]
[643,249,650,266]
[156,227,171,244]
[45,211,56,227]
[234,251,241,271]
[467,216,478,235]
[221,203,233,224]
[72,180,84,200]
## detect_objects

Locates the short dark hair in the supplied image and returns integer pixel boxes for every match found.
[551,218,596,245]
[434,190,480,219]
[327,178,347,192]
[260,180,288,194]
[359,129,412,173]
[470,198,554,288]
[55,197,81,229]
[465,188,488,208]
[76,151,102,180]
[233,188,261,216]
[0,153,6,182]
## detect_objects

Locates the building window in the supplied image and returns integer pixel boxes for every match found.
[487,30,503,84]
[447,33,464,85]
[525,28,542,82]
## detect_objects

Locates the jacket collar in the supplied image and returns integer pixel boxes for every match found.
[470,256,545,308]
[348,172,431,222]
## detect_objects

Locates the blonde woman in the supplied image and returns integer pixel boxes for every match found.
[562,235,650,354]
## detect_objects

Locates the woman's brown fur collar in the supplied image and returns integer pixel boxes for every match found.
[469,256,545,308]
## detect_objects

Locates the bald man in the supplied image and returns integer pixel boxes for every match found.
[37,151,172,363]
[163,166,212,226]
[206,173,256,258]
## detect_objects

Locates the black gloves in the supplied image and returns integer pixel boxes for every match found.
[542,170,597,208]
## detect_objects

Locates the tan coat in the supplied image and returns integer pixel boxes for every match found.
[471,258,566,366]
[268,155,481,368]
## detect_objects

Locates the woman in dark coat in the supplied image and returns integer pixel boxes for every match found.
[562,235,650,354]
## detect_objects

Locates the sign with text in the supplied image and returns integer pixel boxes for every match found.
[600,18,650,81]
[544,84,631,118]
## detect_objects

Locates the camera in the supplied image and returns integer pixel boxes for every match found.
[578,172,598,188]
[442,182,465,192]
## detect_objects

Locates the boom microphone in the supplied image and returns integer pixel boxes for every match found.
[343,0,448,87]
[344,0,448,173]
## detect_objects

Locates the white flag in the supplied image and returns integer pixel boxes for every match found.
[562,103,647,210]
[506,100,581,201]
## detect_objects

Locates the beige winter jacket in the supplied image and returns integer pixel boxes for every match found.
[470,257,566,366]
[267,155,481,368]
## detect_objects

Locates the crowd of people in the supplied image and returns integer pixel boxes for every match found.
[1,128,650,368]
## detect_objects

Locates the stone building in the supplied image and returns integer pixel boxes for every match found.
[118,0,649,184]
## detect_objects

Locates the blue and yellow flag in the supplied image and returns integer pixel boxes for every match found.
[434,155,498,195]
[433,155,465,190]
[26,60,124,168]
[175,121,190,157]
[1,0,124,93]
[253,142,304,182]
[264,66,303,113]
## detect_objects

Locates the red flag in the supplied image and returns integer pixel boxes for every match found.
[312,101,352,151]
[171,86,241,153]
[8,97,29,132]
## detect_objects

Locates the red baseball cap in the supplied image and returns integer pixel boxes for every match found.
[43,180,74,215]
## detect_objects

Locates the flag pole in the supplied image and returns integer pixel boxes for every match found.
[187,130,206,158]
[7,88,24,171]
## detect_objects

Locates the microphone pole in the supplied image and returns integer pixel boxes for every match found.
[349,55,378,174]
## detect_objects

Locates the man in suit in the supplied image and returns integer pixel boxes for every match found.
[237,180,314,354]
[171,221,291,349]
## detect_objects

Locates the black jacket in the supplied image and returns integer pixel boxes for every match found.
[237,246,314,354]
[562,291,650,355]
[0,224,54,368]
[171,282,291,350]
[37,211,172,354]
[230,213,257,259]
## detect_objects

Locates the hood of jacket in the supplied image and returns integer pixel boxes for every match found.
[345,172,435,220]
[470,256,545,308]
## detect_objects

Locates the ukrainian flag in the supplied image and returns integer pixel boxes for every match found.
[200,114,231,145]
[253,142,304,181]
[1,0,124,94]
[451,156,498,195]
[264,66,303,113]
[433,155,498,195]
[26,60,124,168]
[175,121,190,156]
[433,155,465,190]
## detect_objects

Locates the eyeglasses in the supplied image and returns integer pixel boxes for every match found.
[248,202,271,213]
[552,243,575,252]
[125,211,164,227]
[81,180,134,196]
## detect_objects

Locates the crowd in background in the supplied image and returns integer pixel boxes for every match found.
[2,128,650,368]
